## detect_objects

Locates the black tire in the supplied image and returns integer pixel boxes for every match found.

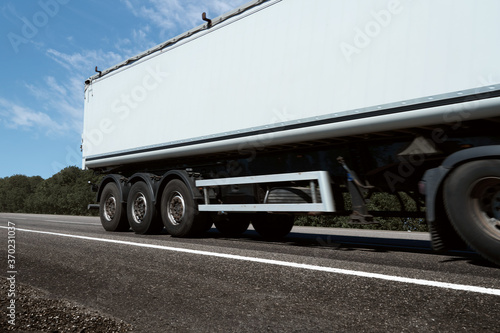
[198,218,214,234]
[214,214,250,237]
[99,182,129,231]
[252,214,294,239]
[444,160,500,266]
[427,195,467,252]
[161,179,208,237]
[127,182,163,234]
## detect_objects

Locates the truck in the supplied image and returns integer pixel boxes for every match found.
[83,0,500,266]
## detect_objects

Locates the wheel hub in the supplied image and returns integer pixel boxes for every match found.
[132,192,147,224]
[492,189,500,220]
[168,192,185,225]
[104,196,117,221]
[472,177,500,232]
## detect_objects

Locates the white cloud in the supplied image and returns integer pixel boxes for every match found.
[122,0,248,37]
[24,76,81,124]
[13,48,106,136]
[30,45,134,139]
[46,48,125,74]
[115,26,156,57]
[39,48,128,134]
[0,97,68,134]
[45,76,67,96]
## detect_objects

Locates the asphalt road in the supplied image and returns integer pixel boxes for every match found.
[1,213,499,332]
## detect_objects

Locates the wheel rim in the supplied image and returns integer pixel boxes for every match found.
[131,192,148,224]
[470,177,500,235]
[493,191,500,220]
[167,191,185,226]
[104,196,117,221]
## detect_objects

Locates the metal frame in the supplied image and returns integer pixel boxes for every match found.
[196,171,335,213]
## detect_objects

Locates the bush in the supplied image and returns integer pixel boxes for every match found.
[295,192,428,232]
[0,167,102,216]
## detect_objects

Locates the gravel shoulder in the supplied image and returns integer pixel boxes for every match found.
[1,281,133,332]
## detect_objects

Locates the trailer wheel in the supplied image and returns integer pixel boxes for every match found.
[444,160,500,265]
[252,214,294,239]
[127,182,163,234]
[214,214,250,237]
[161,179,208,237]
[99,182,129,231]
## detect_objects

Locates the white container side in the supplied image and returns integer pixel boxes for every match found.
[83,0,500,168]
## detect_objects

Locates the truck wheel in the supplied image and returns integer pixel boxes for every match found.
[127,182,163,234]
[161,179,208,237]
[444,160,500,266]
[214,214,250,237]
[100,182,129,231]
[252,214,294,239]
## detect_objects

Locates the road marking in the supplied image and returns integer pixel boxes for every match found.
[2,226,500,296]
[43,220,100,226]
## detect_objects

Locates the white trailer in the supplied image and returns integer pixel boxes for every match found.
[83,0,500,265]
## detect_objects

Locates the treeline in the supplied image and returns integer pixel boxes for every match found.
[0,166,428,231]
[0,166,101,216]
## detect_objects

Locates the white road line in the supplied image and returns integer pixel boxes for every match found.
[43,220,100,226]
[2,226,500,297]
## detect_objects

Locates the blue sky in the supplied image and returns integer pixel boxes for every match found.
[0,0,247,179]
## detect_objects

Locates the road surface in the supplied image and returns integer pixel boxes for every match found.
[1,213,499,332]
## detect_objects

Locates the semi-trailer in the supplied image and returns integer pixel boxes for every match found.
[83,0,500,265]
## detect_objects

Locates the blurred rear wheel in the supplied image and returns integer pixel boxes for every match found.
[214,214,250,237]
[444,160,500,266]
[252,214,294,239]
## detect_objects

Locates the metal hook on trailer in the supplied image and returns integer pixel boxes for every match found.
[202,12,212,28]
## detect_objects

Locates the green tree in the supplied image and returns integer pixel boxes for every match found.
[26,167,102,216]
[0,175,43,212]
